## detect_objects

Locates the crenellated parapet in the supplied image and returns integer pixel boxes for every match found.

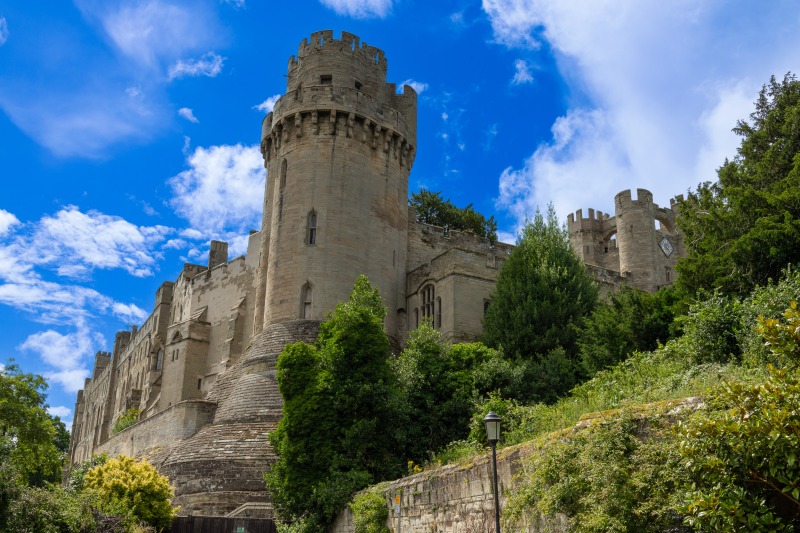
[570,188,685,293]
[260,30,416,172]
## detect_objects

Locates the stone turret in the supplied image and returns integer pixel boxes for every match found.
[254,29,417,338]
[569,188,683,293]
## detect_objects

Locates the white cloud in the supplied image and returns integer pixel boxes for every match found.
[112,302,148,324]
[87,0,217,67]
[318,0,393,18]
[224,0,246,7]
[29,207,171,277]
[48,405,72,419]
[168,52,224,80]
[178,107,199,123]
[482,0,800,227]
[163,238,188,249]
[254,94,281,114]
[0,210,19,236]
[180,228,205,240]
[19,322,103,393]
[169,144,265,235]
[401,79,429,94]
[0,17,8,45]
[512,59,534,84]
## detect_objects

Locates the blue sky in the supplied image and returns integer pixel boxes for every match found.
[1,0,799,427]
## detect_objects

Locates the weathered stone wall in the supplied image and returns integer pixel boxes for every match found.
[94,400,216,465]
[405,214,512,342]
[330,442,567,533]
[258,30,416,339]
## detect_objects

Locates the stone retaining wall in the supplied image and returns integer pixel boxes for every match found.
[331,442,566,533]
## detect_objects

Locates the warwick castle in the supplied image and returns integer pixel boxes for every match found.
[67,31,684,518]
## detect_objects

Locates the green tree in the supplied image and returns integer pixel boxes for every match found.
[410,189,498,244]
[482,206,598,400]
[83,455,177,532]
[394,324,524,461]
[266,276,405,532]
[578,286,678,375]
[0,363,63,488]
[677,73,800,296]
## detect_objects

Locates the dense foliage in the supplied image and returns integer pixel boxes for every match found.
[112,408,142,434]
[577,286,678,375]
[482,205,598,401]
[394,324,526,462]
[410,189,498,244]
[677,73,800,295]
[0,363,65,488]
[679,365,800,531]
[83,455,177,531]
[266,276,405,532]
[350,491,391,533]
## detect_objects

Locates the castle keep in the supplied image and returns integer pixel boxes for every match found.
[68,31,683,517]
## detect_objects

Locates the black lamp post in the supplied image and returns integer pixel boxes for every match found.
[484,411,502,533]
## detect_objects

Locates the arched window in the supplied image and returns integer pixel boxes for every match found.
[421,284,435,322]
[301,282,313,319]
[484,300,491,315]
[307,210,318,245]
[155,348,163,371]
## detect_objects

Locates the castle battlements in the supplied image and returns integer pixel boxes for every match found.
[290,31,387,76]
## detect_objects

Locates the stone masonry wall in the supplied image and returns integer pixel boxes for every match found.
[330,441,566,533]
[94,400,216,465]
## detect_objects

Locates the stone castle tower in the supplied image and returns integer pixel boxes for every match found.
[568,188,684,293]
[254,29,417,341]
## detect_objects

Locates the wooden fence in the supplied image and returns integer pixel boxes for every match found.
[169,516,277,533]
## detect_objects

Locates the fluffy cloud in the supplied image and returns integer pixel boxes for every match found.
[254,94,281,113]
[483,0,800,225]
[0,210,19,236]
[318,0,393,18]
[512,59,534,84]
[112,302,148,324]
[401,79,429,94]
[48,405,72,419]
[178,107,199,123]
[169,144,265,235]
[29,207,171,278]
[168,52,225,80]
[0,17,8,45]
[19,322,103,393]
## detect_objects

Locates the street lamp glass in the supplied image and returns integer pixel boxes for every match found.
[483,411,501,443]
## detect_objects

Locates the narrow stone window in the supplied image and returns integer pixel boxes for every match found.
[435,297,442,329]
[320,74,332,85]
[484,300,490,315]
[279,159,287,222]
[307,210,317,245]
[197,378,202,390]
[355,80,363,91]
[301,283,313,319]
[421,284,435,322]
[665,267,672,282]
[155,348,163,371]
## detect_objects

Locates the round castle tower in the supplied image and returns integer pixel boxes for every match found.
[253,30,417,339]
[158,31,417,516]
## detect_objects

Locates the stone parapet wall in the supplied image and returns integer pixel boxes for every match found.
[331,442,566,533]
[94,400,216,465]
